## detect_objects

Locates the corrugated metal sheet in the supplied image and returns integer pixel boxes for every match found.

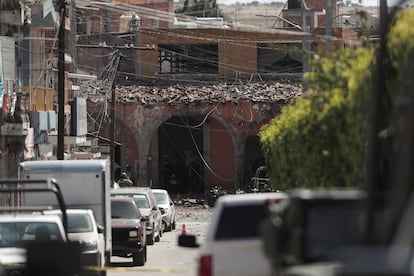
[0,36,16,80]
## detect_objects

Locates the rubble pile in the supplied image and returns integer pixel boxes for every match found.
[82,81,303,105]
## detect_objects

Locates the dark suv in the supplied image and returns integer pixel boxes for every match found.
[111,197,147,266]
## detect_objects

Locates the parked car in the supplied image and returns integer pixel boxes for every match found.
[111,187,162,245]
[0,214,68,275]
[178,192,287,276]
[0,178,79,276]
[152,189,176,232]
[44,209,106,276]
[110,197,147,266]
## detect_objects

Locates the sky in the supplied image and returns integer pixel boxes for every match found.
[216,0,401,6]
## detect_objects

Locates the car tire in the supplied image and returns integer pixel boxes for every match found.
[147,229,155,245]
[165,221,171,232]
[133,249,145,266]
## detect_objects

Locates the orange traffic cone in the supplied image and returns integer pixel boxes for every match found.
[181,224,187,236]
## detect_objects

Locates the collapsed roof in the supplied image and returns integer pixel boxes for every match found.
[80,81,303,105]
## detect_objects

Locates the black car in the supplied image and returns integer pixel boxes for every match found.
[110,197,147,266]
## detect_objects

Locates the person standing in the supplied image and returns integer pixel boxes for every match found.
[118,172,134,187]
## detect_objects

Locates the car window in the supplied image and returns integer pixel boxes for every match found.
[132,194,150,208]
[147,192,158,206]
[214,203,267,240]
[111,201,138,219]
[112,194,150,208]
[154,193,169,204]
[0,221,63,246]
[68,214,93,233]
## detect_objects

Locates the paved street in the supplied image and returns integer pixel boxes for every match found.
[108,205,212,276]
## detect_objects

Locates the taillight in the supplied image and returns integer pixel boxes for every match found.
[198,255,212,276]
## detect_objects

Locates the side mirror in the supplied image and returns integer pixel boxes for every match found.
[152,206,158,211]
[140,216,147,222]
[178,234,199,248]
[97,224,104,234]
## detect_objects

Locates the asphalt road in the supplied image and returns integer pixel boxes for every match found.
[108,205,212,276]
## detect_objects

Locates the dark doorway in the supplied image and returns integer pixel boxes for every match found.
[158,116,204,195]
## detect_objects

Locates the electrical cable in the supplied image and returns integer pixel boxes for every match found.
[181,116,236,182]
[159,124,205,184]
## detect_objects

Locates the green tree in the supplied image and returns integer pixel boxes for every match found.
[259,7,414,191]
[260,49,373,191]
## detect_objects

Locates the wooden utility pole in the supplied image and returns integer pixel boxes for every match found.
[77,43,155,184]
[109,51,122,186]
[57,0,66,160]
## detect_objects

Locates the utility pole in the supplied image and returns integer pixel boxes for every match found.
[109,51,122,187]
[326,0,332,52]
[302,0,310,75]
[57,0,66,160]
[77,43,155,184]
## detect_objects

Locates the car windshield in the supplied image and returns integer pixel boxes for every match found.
[154,193,169,204]
[67,214,93,233]
[112,194,150,208]
[111,201,138,219]
[0,221,63,247]
[132,194,150,208]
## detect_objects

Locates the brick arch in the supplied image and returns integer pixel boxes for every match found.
[146,105,239,192]
[110,101,283,189]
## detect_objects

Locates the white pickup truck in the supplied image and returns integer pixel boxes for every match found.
[179,192,287,276]
[0,178,78,276]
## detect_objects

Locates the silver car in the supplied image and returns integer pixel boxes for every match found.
[152,189,176,232]
[44,209,106,275]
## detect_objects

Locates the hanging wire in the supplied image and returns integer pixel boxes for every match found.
[181,117,236,182]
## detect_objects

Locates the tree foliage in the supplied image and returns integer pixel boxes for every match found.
[259,7,414,191]
[260,49,373,190]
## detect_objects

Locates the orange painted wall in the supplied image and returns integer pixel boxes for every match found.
[209,118,236,190]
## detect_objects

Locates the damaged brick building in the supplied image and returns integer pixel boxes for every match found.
[74,0,361,193]
[0,0,366,193]
[85,81,303,193]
